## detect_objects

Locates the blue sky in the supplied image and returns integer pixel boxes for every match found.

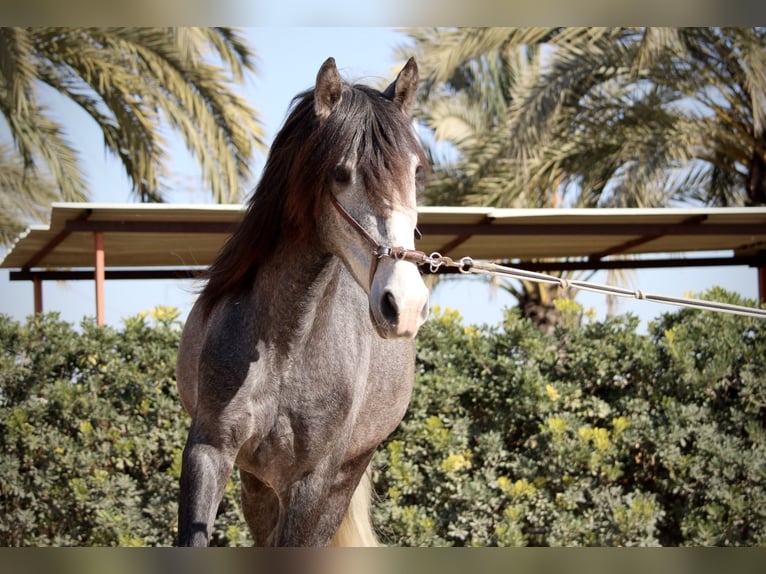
[0,27,759,331]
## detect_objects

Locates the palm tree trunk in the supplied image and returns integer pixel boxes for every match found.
[747,132,766,206]
[510,281,570,335]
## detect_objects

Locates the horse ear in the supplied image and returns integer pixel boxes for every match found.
[383,57,419,116]
[315,57,342,120]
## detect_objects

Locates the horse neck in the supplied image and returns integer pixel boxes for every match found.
[250,233,359,345]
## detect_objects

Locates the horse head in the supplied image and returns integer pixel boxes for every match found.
[313,57,430,339]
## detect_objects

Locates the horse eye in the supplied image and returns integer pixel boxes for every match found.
[333,164,351,184]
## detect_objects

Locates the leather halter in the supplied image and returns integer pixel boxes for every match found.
[329,194,428,288]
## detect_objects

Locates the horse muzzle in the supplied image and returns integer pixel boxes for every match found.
[369,257,429,339]
[329,194,430,338]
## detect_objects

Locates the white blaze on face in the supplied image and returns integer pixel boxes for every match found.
[330,151,429,339]
[368,205,429,338]
[366,153,429,339]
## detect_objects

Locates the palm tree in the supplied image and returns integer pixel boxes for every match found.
[402,29,591,328]
[409,27,766,207]
[0,27,266,247]
[404,27,766,326]
[406,28,542,207]
[464,27,765,208]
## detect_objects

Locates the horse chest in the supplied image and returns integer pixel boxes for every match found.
[235,339,411,477]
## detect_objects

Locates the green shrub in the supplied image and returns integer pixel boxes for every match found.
[373,289,766,546]
[1,288,763,546]
[0,309,249,546]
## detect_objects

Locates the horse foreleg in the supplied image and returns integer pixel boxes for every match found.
[239,469,281,546]
[177,427,235,546]
[276,472,346,546]
[278,455,374,547]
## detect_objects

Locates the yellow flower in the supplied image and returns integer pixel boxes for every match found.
[149,305,181,323]
[463,325,479,338]
[578,426,612,452]
[432,305,463,327]
[553,297,582,315]
[612,416,631,436]
[425,416,450,450]
[441,451,473,473]
[545,384,560,402]
[498,476,539,498]
[546,416,568,437]
[592,428,611,452]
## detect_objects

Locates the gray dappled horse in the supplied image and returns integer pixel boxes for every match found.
[176,57,430,546]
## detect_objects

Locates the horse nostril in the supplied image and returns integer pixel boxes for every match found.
[380,291,399,325]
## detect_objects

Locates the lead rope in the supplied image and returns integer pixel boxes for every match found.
[423,252,766,320]
[328,194,765,319]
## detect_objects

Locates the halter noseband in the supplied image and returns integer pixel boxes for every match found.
[329,194,428,288]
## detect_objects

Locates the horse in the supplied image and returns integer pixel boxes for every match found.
[175,57,430,546]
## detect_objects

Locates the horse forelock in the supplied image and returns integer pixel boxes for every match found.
[314,84,426,207]
[197,80,426,319]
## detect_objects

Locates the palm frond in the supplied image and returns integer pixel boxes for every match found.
[0,27,35,117]
[0,27,268,248]
[2,27,265,208]
[0,88,87,203]
[0,144,60,246]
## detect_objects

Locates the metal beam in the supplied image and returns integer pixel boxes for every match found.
[10,269,204,281]
[433,215,494,257]
[61,219,765,237]
[588,215,709,260]
[417,222,766,236]
[10,254,765,282]
[65,220,237,234]
[22,209,92,269]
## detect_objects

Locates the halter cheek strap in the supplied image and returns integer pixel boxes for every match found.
[329,194,428,288]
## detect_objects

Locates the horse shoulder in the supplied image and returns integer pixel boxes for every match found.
[176,300,206,416]
[348,338,415,454]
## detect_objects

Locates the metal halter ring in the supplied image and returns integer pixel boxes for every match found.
[375,246,392,259]
[459,257,474,274]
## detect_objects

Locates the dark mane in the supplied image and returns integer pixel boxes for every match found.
[196,79,427,319]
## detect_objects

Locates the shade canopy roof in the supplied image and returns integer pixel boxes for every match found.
[2,203,765,275]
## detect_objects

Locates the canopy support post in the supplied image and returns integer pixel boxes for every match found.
[94,232,105,326]
[33,277,43,314]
